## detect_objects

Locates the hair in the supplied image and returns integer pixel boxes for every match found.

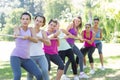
[77,16,82,29]
[34,15,46,26]
[48,19,58,25]
[85,23,91,27]
[73,16,82,30]
[94,17,99,21]
[20,12,31,20]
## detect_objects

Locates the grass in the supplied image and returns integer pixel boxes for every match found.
[0,56,120,80]
[0,42,120,80]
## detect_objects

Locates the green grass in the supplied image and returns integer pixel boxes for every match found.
[0,56,120,80]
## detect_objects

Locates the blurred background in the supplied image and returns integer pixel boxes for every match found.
[0,0,120,43]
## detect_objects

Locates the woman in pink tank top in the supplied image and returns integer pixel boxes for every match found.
[76,23,96,74]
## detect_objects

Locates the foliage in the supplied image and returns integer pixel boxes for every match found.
[0,8,25,41]
[0,0,120,43]
[44,0,71,21]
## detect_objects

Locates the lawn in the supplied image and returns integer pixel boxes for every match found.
[0,42,120,80]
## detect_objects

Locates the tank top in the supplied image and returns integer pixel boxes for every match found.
[94,28,101,44]
[43,32,58,55]
[66,27,77,44]
[11,28,31,59]
[83,30,96,47]
[30,30,45,56]
[58,30,71,51]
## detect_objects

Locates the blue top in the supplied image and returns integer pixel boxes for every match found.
[94,28,101,44]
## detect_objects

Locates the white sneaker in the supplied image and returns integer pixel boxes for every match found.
[73,76,79,80]
[90,69,95,74]
[83,65,87,69]
[100,66,105,70]
[79,72,89,78]
[61,74,70,80]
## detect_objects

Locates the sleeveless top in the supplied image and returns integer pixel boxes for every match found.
[11,28,31,59]
[66,27,77,44]
[83,30,96,47]
[94,28,101,44]
[58,30,71,51]
[43,32,58,55]
[30,30,45,56]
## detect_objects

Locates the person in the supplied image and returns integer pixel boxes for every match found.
[76,23,96,74]
[54,23,79,80]
[10,12,42,80]
[92,17,105,70]
[43,19,64,80]
[27,15,50,80]
[65,16,89,78]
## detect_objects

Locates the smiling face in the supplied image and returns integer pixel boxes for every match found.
[48,22,57,32]
[85,24,91,32]
[73,17,82,29]
[34,16,44,28]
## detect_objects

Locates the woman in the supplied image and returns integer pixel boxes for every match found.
[27,15,50,80]
[10,12,42,80]
[76,23,96,74]
[54,23,79,80]
[65,16,89,78]
[43,19,64,80]
[92,17,105,70]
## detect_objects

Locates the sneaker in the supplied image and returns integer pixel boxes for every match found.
[100,66,105,70]
[73,76,79,80]
[83,65,87,69]
[79,72,89,78]
[61,74,70,80]
[90,69,95,74]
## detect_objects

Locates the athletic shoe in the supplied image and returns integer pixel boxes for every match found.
[83,65,87,69]
[90,69,95,74]
[100,66,105,70]
[61,74,70,80]
[73,75,79,80]
[79,72,89,78]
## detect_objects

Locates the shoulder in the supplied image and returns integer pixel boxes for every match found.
[98,27,102,32]
[67,23,73,30]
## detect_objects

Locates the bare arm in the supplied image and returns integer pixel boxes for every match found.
[37,30,51,46]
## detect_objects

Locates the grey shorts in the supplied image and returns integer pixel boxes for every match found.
[95,42,102,54]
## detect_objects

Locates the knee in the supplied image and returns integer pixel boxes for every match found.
[58,63,64,70]
[42,67,48,73]
[35,72,42,80]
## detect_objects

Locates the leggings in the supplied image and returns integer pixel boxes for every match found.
[76,46,95,64]
[64,44,84,73]
[59,49,77,75]
[45,53,64,71]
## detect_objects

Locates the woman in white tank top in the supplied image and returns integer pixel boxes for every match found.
[27,15,51,80]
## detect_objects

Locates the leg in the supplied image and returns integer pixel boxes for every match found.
[51,54,64,80]
[80,47,88,68]
[22,59,42,80]
[66,49,77,75]
[37,55,50,80]
[96,42,104,67]
[10,56,21,80]
[88,47,95,69]
[72,44,84,72]
[64,60,70,74]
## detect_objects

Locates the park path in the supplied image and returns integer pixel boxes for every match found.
[0,41,120,61]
